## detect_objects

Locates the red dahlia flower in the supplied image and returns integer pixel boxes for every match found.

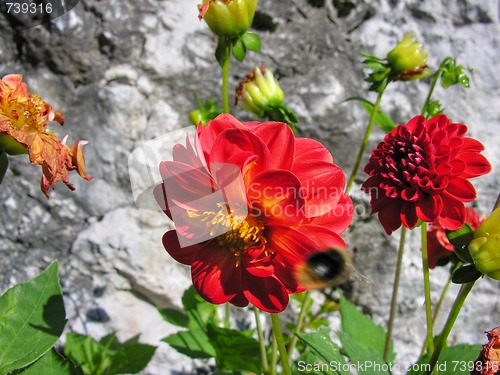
[154,114,353,313]
[427,207,482,269]
[362,114,491,235]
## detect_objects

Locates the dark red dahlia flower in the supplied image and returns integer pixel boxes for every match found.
[155,114,353,313]
[427,207,482,269]
[362,115,491,235]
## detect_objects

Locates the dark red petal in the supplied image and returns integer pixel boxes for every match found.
[243,245,275,277]
[153,183,173,219]
[405,115,426,132]
[446,177,477,202]
[162,230,200,265]
[191,242,240,304]
[378,200,404,235]
[400,202,419,228]
[292,160,346,218]
[426,229,452,269]
[437,192,466,230]
[242,274,289,313]
[416,194,442,223]
[303,193,354,234]
[248,169,305,226]
[230,292,249,307]
[294,138,334,163]
[457,152,492,178]
[253,122,295,170]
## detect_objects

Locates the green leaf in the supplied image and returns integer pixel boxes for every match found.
[446,224,475,248]
[16,348,82,375]
[345,97,396,133]
[241,32,261,52]
[293,349,335,375]
[162,328,216,359]
[0,261,66,374]
[452,264,483,284]
[339,296,395,362]
[407,344,482,375]
[157,307,189,328]
[0,151,8,185]
[181,286,218,331]
[206,324,261,374]
[215,38,230,68]
[103,335,156,375]
[296,326,352,375]
[232,38,246,62]
[64,333,113,375]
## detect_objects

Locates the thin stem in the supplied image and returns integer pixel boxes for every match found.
[270,331,278,375]
[288,291,312,362]
[424,281,476,375]
[345,89,385,194]
[421,57,452,116]
[224,303,230,328]
[270,313,292,375]
[421,222,435,357]
[254,307,269,374]
[221,43,231,114]
[384,226,407,361]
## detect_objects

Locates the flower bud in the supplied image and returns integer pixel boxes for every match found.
[387,32,430,81]
[235,66,284,117]
[198,0,258,38]
[468,207,500,280]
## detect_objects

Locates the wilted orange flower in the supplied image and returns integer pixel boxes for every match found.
[0,74,91,197]
[471,327,500,375]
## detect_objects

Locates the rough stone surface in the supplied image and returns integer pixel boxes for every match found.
[1,0,499,373]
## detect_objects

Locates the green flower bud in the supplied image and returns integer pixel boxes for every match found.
[387,32,431,81]
[198,0,258,38]
[469,207,500,280]
[236,66,284,117]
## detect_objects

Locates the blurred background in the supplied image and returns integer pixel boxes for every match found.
[0,0,499,373]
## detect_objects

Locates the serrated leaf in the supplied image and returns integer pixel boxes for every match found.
[232,38,246,62]
[207,324,261,374]
[181,286,217,331]
[293,349,335,375]
[345,97,396,133]
[241,31,261,52]
[162,328,215,359]
[452,264,482,284]
[340,296,395,362]
[215,38,230,68]
[157,308,189,328]
[296,326,352,375]
[17,348,83,375]
[0,261,66,374]
[0,152,8,185]
[104,335,156,375]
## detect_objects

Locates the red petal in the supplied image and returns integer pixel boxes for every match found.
[247,169,305,226]
[243,245,275,277]
[303,193,353,234]
[461,137,485,152]
[446,177,476,202]
[253,122,295,170]
[294,138,333,163]
[437,192,466,230]
[427,229,453,269]
[197,114,247,154]
[400,202,419,229]
[191,242,240,304]
[416,194,442,222]
[229,292,249,307]
[153,183,173,219]
[296,224,347,250]
[292,160,346,218]
[378,200,404,235]
[162,230,200,265]
[457,152,492,178]
[242,274,289,313]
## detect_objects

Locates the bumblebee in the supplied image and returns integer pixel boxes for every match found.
[295,247,352,289]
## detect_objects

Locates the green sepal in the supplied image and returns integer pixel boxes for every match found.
[446,223,474,247]
[265,106,299,133]
[0,152,8,185]
[241,31,261,52]
[215,37,230,68]
[424,99,444,118]
[452,264,483,284]
[440,58,471,89]
[232,37,246,62]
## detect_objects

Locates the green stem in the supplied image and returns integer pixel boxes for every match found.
[254,307,269,374]
[424,281,476,375]
[421,57,453,116]
[270,313,292,375]
[287,291,312,361]
[221,43,231,114]
[270,331,278,375]
[345,89,385,194]
[421,222,435,357]
[224,303,230,328]
[384,226,407,361]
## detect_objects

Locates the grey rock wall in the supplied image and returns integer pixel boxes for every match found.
[1,0,499,373]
